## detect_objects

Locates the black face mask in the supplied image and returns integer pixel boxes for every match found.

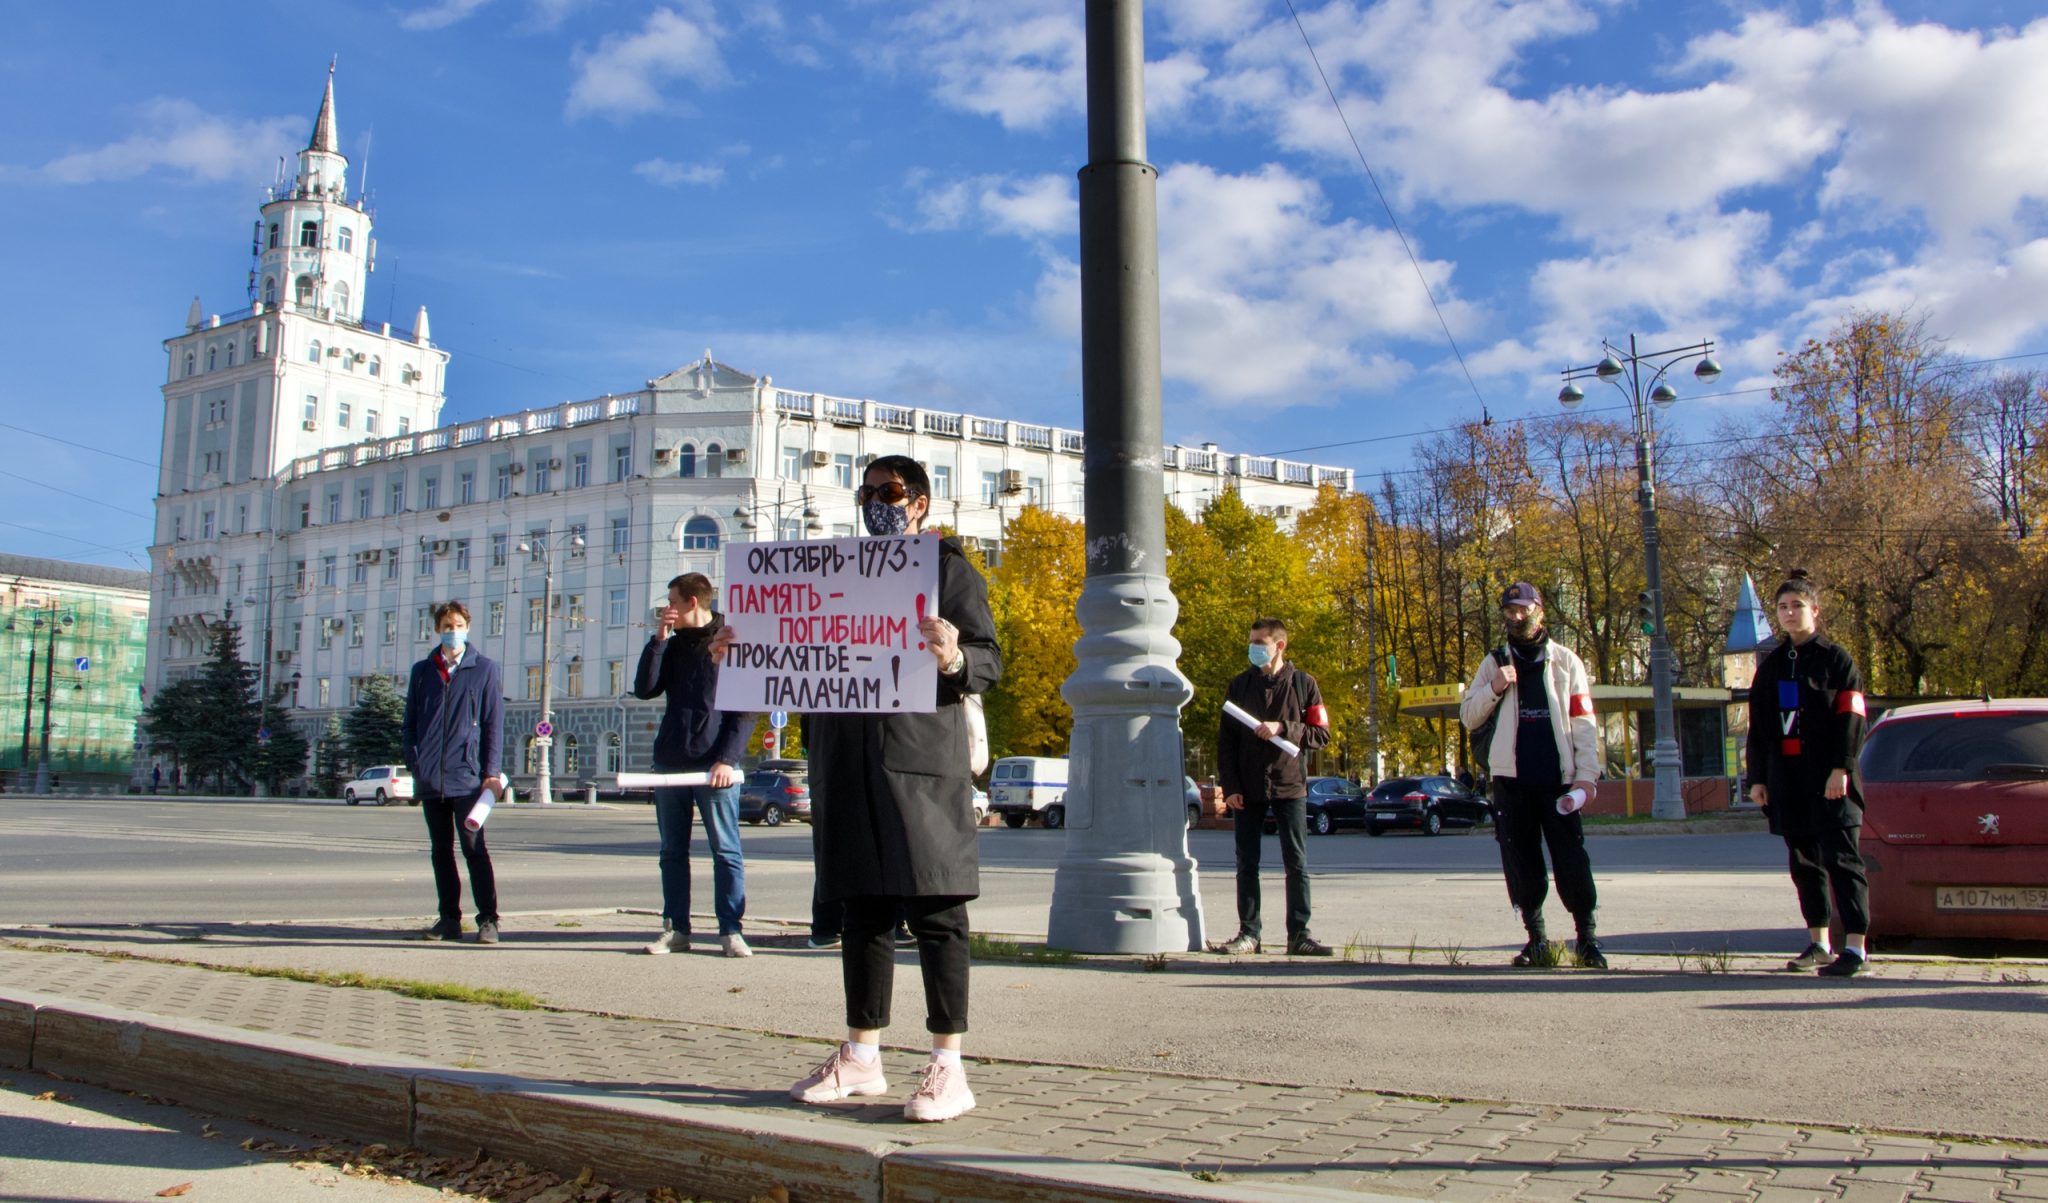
[1503,612,1541,642]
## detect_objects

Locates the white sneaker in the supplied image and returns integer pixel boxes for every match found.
[791,1045,888,1103]
[644,925,687,955]
[903,1060,976,1122]
[721,932,752,958]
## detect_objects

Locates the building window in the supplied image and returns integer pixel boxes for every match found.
[307,340,321,364]
[324,493,340,524]
[571,452,589,488]
[349,615,364,648]
[677,443,696,478]
[523,735,539,772]
[337,402,351,429]
[607,588,627,628]
[172,514,184,540]
[295,276,315,307]
[417,550,433,577]
[981,471,1001,504]
[612,442,632,482]
[299,220,318,248]
[527,598,544,634]
[704,443,723,478]
[488,601,504,636]
[682,516,719,552]
[364,408,377,433]
[318,678,331,706]
[566,593,585,623]
[321,555,337,587]
[236,504,246,532]
[526,667,543,700]
[303,395,318,423]
[295,559,309,589]
[1026,476,1044,505]
[398,416,410,435]
[368,355,381,378]
[267,223,280,249]
[202,509,216,538]
[417,607,434,640]
[337,226,353,252]
[527,528,547,563]
[356,486,370,519]
[318,619,333,650]
[782,446,804,480]
[389,479,405,513]
[565,659,583,700]
[423,475,439,508]
[225,342,236,367]
[561,731,580,772]
[567,523,587,558]
[206,347,217,371]
[605,730,622,772]
[385,550,400,581]
[495,465,513,499]
[382,611,396,645]
[454,539,470,573]
[183,351,195,377]
[352,557,368,586]
[459,471,475,504]
[833,454,854,489]
[532,458,552,493]
[490,533,508,568]
[263,276,277,305]
[609,516,629,557]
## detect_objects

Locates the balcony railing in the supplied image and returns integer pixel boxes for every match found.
[970,418,1007,443]
[922,412,963,438]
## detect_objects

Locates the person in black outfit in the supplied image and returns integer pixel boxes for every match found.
[1214,617,1334,956]
[400,600,506,944]
[1746,570,1871,977]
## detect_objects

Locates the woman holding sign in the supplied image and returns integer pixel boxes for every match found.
[788,454,1001,1123]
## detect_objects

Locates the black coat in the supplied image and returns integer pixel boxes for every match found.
[1745,634,1867,836]
[807,538,1000,901]
[632,615,752,771]
[1217,664,1331,803]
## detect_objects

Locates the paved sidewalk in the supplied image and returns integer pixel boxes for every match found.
[2,943,2042,1203]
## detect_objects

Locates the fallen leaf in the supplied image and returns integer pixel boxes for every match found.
[155,1185,194,1198]
[33,1090,74,1103]
[728,986,745,994]
[200,1123,220,1138]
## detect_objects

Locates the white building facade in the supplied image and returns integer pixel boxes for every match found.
[146,75,1354,791]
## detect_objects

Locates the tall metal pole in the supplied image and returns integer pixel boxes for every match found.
[534,523,557,804]
[253,590,275,799]
[1626,339,1684,820]
[1047,0,1204,953]
[34,613,59,795]
[1362,508,1381,782]
[20,632,36,774]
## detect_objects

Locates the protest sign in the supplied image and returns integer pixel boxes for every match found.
[715,533,941,714]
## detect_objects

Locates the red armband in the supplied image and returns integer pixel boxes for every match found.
[1568,694,1594,717]
[1305,704,1329,728]
[1836,691,1865,717]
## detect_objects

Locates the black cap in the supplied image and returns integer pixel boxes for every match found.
[1500,582,1542,608]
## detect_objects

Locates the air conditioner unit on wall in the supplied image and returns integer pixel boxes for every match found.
[301,419,318,431]
[725,447,748,465]
[431,539,450,554]
[326,346,340,357]
[275,650,293,663]
[808,450,831,468]
[1002,469,1024,494]
[547,458,562,471]
[358,549,381,563]
[508,463,525,475]
[652,446,673,462]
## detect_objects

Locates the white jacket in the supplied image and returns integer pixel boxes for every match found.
[1459,638,1602,783]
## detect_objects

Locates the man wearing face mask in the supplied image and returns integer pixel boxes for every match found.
[788,455,1001,1124]
[1214,617,1334,956]
[1460,583,1605,968]
[401,601,506,944]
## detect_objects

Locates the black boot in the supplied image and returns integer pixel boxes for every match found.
[1511,929,1549,967]
[1574,923,1607,970]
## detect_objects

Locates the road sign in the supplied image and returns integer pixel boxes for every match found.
[535,720,554,737]
[257,727,271,743]
[74,657,90,673]
[769,710,788,730]
[762,732,777,751]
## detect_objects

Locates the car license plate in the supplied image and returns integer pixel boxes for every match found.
[1375,812,1397,821]
[1935,885,2048,912]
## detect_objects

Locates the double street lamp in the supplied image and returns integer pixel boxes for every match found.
[516,523,586,804]
[1559,335,1721,822]
[733,496,822,540]
[7,600,75,796]
[243,581,311,798]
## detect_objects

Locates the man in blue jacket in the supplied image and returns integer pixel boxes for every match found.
[401,600,506,944]
[633,572,754,957]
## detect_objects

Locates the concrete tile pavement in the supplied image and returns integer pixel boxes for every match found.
[1,942,2043,1202]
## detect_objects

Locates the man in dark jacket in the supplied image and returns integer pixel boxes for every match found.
[401,600,505,944]
[1215,617,1333,956]
[788,455,1000,1124]
[633,572,754,957]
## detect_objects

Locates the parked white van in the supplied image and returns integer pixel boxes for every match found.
[987,756,1069,828]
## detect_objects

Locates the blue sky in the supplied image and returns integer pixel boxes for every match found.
[4,0,2047,569]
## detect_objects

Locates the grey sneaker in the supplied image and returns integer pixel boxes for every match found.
[476,920,499,945]
[1287,934,1334,957]
[806,934,841,949]
[1212,932,1260,955]
[644,923,688,955]
[1786,942,1830,971]
[422,921,462,942]
[721,932,753,958]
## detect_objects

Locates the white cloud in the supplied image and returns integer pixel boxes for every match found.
[22,99,298,185]
[896,172,1073,237]
[567,5,728,120]
[399,0,493,32]
[634,157,724,187]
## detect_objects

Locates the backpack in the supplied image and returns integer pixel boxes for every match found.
[1467,647,1511,771]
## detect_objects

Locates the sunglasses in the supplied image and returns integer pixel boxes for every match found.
[857,481,919,505]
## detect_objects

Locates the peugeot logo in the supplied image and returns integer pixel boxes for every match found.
[1978,813,2001,837]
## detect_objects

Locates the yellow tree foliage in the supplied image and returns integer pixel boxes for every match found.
[985,506,1085,758]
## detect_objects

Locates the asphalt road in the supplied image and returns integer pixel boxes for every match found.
[1,795,1794,954]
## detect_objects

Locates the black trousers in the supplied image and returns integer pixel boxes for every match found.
[421,793,498,925]
[1785,825,1869,935]
[1492,776,1597,935]
[1232,797,1311,942]
[842,895,971,1035]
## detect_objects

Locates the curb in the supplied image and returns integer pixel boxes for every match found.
[0,988,1384,1203]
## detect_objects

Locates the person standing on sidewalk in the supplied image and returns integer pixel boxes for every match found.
[1746,570,1871,978]
[633,572,753,958]
[1460,583,1605,969]
[401,600,506,945]
[788,455,1000,1123]
[1213,617,1334,957]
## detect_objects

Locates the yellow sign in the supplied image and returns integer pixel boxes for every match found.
[1397,683,1463,713]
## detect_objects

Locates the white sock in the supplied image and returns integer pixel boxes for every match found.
[930,1047,962,1068]
[846,1041,880,1065]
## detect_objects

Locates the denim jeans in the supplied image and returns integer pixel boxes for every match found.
[653,781,746,936]
[1231,797,1311,942]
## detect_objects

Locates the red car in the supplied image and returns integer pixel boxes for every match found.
[1858,698,2048,943]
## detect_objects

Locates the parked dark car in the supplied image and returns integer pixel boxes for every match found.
[1859,699,2048,943]
[1304,777,1370,834]
[1363,775,1490,836]
[739,768,812,826]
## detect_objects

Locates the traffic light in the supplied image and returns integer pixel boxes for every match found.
[1636,592,1655,636]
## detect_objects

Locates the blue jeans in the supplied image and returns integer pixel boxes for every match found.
[653,782,746,936]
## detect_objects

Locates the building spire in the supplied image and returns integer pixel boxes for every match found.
[309,59,338,153]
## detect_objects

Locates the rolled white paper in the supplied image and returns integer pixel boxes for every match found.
[1222,700,1302,758]
[615,771,714,789]
[1556,787,1588,815]
[464,797,494,831]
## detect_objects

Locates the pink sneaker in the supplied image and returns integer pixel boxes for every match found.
[790,1045,888,1104]
[902,1060,976,1122]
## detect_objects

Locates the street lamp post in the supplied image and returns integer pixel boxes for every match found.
[732,494,822,541]
[1558,334,1721,821]
[243,581,307,798]
[518,523,586,804]
[29,603,74,796]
